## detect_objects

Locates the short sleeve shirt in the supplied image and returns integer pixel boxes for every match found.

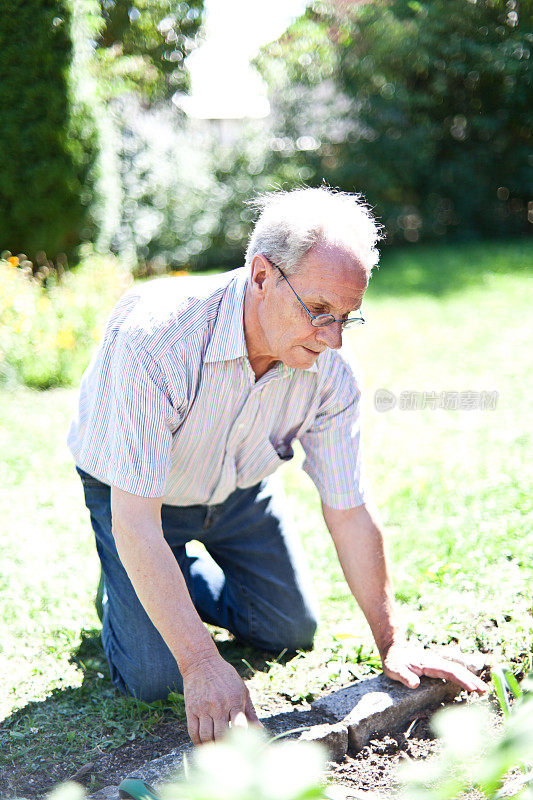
[68,267,366,509]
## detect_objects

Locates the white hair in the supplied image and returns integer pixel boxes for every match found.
[245,186,383,278]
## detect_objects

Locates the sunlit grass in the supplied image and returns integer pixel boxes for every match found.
[1,240,531,781]
[0,388,100,716]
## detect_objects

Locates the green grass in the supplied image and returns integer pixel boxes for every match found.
[0,239,531,787]
[2,630,183,770]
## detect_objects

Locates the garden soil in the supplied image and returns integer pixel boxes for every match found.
[0,690,499,800]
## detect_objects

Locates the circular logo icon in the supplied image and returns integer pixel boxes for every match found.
[374,389,396,412]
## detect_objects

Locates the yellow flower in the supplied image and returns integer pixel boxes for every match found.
[14,317,32,334]
[56,327,75,350]
[7,256,19,267]
[37,297,52,312]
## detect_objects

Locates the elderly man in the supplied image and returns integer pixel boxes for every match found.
[69,187,486,745]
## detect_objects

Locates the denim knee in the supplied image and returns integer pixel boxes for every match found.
[252,608,318,653]
[102,621,184,702]
[117,661,184,703]
[282,610,318,651]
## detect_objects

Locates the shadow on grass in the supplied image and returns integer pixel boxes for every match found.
[214,635,294,676]
[371,239,531,298]
[0,628,287,797]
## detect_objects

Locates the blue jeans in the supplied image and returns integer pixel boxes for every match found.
[77,468,319,701]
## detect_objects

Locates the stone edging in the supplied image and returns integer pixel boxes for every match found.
[90,650,489,799]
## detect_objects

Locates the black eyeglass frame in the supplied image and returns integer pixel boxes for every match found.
[263,256,365,329]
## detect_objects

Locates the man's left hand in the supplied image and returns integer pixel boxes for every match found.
[381,642,488,694]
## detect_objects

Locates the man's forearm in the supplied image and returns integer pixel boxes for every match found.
[110,486,260,742]
[322,501,488,695]
[321,502,404,657]
[113,515,218,676]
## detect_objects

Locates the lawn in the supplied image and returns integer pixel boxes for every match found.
[0,239,531,795]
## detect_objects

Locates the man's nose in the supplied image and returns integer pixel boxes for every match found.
[316,321,343,350]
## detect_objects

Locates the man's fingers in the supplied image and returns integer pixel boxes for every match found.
[187,713,201,746]
[399,672,420,689]
[437,662,488,694]
[230,708,249,729]
[244,693,263,727]
[229,694,263,729]
[402,653,488,694]
[471,675,489,694]
[418,663,486,693]
[200,707,253,744]
[386,664,420,689]
[384,646,489,695]
[198,715,215,744]
[213,714,229,741]
[410,655,479,690]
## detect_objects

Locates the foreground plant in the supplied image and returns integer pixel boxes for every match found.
[164,727,326,800]
[398,671,533,800]
[45,728,327,800]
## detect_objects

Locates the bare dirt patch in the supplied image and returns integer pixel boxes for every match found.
[326,718,439,796]
[0,697,443,799]
[0,666,500,800]
[0,718,189,799]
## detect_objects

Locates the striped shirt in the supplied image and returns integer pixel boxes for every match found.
[68,267,365,509]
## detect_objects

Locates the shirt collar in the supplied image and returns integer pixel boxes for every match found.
[279,361,318,376]
[204,266,318,374]
[204,267,248,363]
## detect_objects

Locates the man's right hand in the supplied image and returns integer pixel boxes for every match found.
[110,488,261,743]
[182,654,262,744]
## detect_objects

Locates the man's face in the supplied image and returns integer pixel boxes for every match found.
[251,242,369,370]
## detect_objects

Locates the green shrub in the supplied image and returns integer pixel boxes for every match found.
[255,0,532,245]
[0,0,102,263]
[163,0,532,270]
[94,0,204,103]
[0,251,131,389]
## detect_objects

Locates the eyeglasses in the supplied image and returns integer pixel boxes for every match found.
[265,257,365,329]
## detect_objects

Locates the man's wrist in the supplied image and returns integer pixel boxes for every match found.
[178,642,222,679]
[375,629,407,661]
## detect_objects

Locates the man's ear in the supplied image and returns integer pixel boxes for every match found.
[250,254,270,293]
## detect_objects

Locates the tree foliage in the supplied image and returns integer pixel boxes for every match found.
[94,0,204,101]
[0,0,99,263]
[256,0,533,244]
[0,0,204,265]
